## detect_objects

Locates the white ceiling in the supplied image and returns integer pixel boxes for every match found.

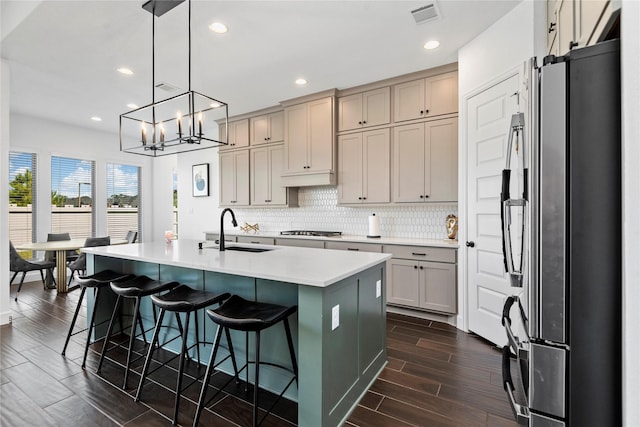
[1,0,521,135]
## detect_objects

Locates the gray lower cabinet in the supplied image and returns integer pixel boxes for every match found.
[274,238,325,249]
[385,246,457,314]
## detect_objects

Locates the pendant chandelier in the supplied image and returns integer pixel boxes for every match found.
[120,0,228,157]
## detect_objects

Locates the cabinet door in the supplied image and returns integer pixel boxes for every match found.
[308,97,334,172]
[268,145,287,205]
[547,0,559,54]
[424,72,458,117]
[575,0,608,48]
[362,128,390,203]
[219,152,236,205]
[426,118,458,202]
[250,115,270,146]
[338,93,364,132]
[419,261,456,314]
[557,0,574,55]
[269,111,284,143]
[235,150,250,206]
[386,258,420,307]
[284,103,309,172]
[250,147,270,205]
[232,120,249,149]
[392,123,425,202]
[363,87,390,128]
[393,79,425,122]
[338,133,364,204]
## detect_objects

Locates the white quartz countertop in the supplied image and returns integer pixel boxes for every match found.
[204,230,459,249]
[83,239,391,288]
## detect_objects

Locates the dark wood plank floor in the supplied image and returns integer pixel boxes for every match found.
[1,280,517,427]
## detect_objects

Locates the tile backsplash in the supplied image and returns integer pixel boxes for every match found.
[233,186,458,239]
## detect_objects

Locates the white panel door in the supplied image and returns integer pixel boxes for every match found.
[466,74,520,346]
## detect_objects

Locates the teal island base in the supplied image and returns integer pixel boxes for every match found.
[86,252,387,427]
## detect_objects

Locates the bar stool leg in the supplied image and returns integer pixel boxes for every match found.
[123,296,143,389]
[82,287,103,368]
[283,318,298,383]
[245,332,250,392]
[62,286,86,356]
[253,331,260,427]
[134,308,166,402]
[173,311,191,425]
[97,294,123,373]
[225,328,240,382]
[193,325,224,427]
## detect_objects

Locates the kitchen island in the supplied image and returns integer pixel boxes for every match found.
[83,239,391,427]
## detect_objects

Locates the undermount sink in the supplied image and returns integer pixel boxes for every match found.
[225,246,274,253]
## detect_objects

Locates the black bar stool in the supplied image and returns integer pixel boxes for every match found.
[61,269,135,368]
[193,295,298,427]
[96,275,179,389]
[134,284,234,425]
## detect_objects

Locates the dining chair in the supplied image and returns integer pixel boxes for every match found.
[125,230,138,244]
[67,236,111,286]
[9,241,56,301]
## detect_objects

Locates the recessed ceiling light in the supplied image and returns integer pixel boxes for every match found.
[295,78,307,86]
[117,67,134,75]
[423,40,440,50]
[209,22,228,34]
[91,116,102,122]
[210,102,222,108]
[127,103,139,109]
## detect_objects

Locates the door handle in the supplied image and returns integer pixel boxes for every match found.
[466,241,475,248]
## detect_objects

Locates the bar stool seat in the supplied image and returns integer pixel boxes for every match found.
[61,269,135,368]
[96,275,179,389]
[193,295,298,427]
[135,285,232,425]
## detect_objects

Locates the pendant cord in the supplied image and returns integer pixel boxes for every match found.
[188,0,191,92]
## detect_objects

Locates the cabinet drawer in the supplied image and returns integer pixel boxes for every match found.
[275,238,325,249]
[236,236,275,245]
[325,241,382,253]
[383,245,456,263]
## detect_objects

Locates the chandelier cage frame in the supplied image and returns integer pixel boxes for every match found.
[120,0,229,157]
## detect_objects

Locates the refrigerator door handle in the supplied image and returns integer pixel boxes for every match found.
[502,346,530,425]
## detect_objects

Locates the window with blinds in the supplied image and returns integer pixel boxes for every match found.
[107,163,140,241]
[9,151,37,246]
[50,156,95,239]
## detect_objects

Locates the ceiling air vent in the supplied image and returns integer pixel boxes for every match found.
[411,3,440,25]
[155,82,179,93]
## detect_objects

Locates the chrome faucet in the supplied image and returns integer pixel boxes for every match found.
[219,208,238,251]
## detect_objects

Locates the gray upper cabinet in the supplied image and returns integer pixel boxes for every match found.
[338,87,390,132]
[250,111,284,146]
[218,119,249,151]
[393,71,458,123]
[392,117,458,203]
[338,128,390,204]
[250,144,297,206]
[219,149,249,206]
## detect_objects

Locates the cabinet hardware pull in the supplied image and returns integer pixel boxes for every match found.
[466,241,475,248]
[419,195,424,199]
[548,22,556,33]
[264,137,268,140]
[414,265,418,269]
[425,109,429,114]
[362,197,367,200]
[425,195,429,198]
[362,120,367,124]
[569,41,578,50]
[419,266,424,270]
[358,197,362,200]
[251,241,260,244]
[358,121,362,125]
[412,252,426,256]
[347,248,359,251]
[420,110,424,115]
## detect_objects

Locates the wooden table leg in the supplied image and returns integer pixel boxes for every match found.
[56,250,68,293]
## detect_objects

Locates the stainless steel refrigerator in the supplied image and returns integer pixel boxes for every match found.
[501,39,621,426]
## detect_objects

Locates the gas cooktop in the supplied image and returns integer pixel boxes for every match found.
[279,230,342,237]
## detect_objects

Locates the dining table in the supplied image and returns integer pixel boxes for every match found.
[14,238,129,293]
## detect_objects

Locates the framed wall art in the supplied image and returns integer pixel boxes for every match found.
[192,163,209,197]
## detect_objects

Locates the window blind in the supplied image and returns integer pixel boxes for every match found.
[50,156,95,239]
[107,163,140,241]
[9,151,37,246]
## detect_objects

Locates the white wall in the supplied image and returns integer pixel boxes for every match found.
[622,0,640,424]
[1,60,11,325]
[457,0,546,330]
